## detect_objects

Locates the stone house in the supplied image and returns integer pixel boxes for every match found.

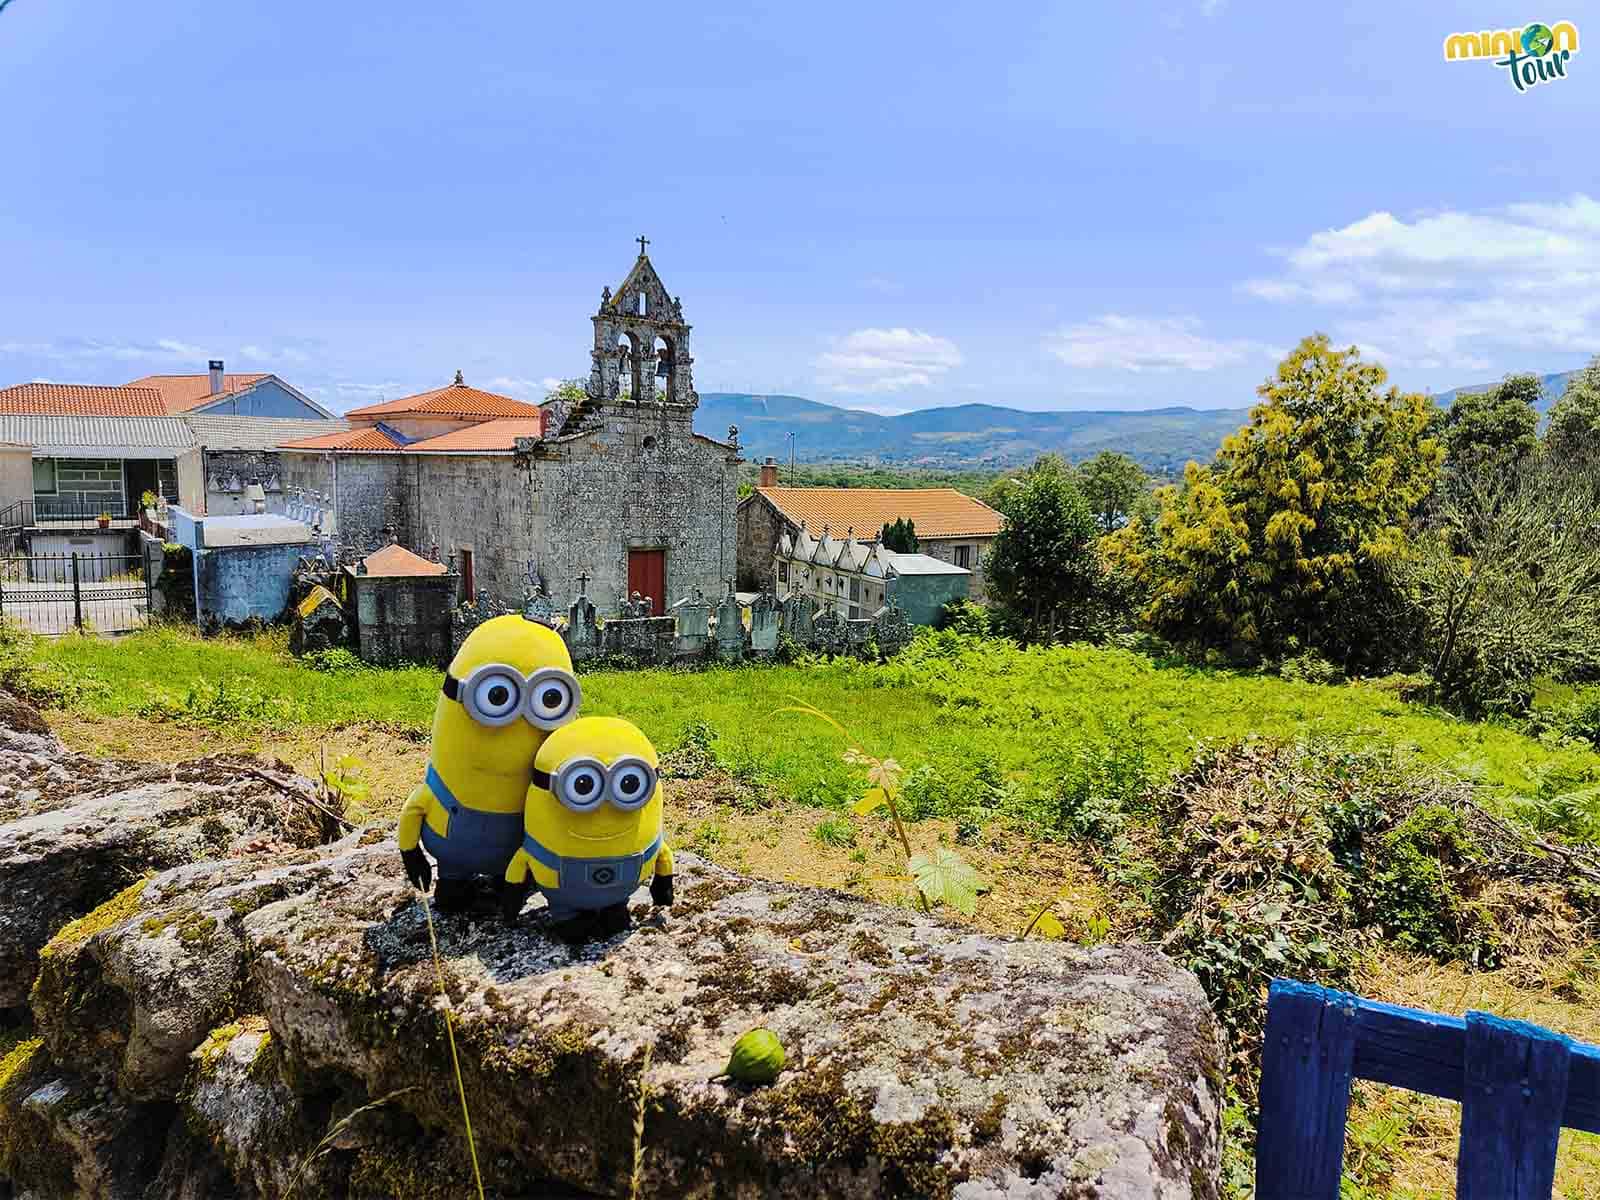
[737,465,1004,601]
[277,246,740,613]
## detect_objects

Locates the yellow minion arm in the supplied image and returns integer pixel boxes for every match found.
[397,784,431,852]
[654,842,674,878]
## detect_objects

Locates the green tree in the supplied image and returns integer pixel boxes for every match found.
[1441,373,1542,471]
[1546,356,1600,464]
[984,470,1100,645]
[1404,454,1600,714]
[1077,451,1147,532]
[1103,335,1443,666]
[880,519,919,553]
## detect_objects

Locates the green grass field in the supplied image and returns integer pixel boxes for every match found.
[30,625,1600,816]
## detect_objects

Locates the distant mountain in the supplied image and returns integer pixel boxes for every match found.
[695,369,1589,472]
[1429,371,1576,409]
[695,393,1250,472]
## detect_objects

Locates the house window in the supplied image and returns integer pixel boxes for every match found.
[954,544,971,569]
[778,561,788,584]
[33,459,57,495]
[849,578,860,601]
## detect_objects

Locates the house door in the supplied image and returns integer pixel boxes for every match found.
[124,460,158,516]
[627,548,665,615]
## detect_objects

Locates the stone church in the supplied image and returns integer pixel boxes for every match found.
[278,244,741,612]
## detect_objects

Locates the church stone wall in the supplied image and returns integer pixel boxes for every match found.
[530,407,736,610]
[735,494,787,590]
[407,455,532,608]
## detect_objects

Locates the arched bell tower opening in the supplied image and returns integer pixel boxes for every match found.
[571,238,697,432]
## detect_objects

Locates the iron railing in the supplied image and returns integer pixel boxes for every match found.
[0,550,152,634]
[0,497,141,534]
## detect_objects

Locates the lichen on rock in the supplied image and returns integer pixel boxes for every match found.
[0,697,1223,1198]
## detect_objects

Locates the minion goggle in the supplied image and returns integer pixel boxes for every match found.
[441,663,581,730]
[532,756,659,814]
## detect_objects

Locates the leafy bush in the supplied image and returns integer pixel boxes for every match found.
[1277,650,1342,686]
[137,677,281,728]
[0,620,87,708]
[934,599,991,638]
[1524,688,1600,747]
[302,648,367,673]
[1134,739,1600,1092]
[659,719,727,778]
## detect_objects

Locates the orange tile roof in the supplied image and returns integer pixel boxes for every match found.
[358,544,449,577]
[345,381,540,421]
[278,426,403,451]
[125,373,270,413]
[0,383,168,417]
[406,417,544,452]
[755,487,1004,540]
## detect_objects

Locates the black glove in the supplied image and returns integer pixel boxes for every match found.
[650,873,674,907]
[501,878,530,926]
[400,847,432,892]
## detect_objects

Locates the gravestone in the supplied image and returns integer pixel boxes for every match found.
[846,617,874,653]
[671,587,710,660]
[749,590,780,657]
[451,588,512,655]
[873,600,914,657]
[715,579,746,663]
[812,603,848,657]
[565,576,599,663]
[781,591,816,644]
[523,584,558,629]
[602,616,676,664]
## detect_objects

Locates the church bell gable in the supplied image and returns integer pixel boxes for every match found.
[584,237,698,417]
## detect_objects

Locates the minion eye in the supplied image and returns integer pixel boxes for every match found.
[524,669,581,730]
[607,759,657,811]
[556,760,607,812]
[465,668,522,726]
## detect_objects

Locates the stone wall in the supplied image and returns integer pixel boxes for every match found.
[346,571,458,667]
[404,455,531,612]
[735,492,785,589]
[919,534,993,601]
[527,405,737,610]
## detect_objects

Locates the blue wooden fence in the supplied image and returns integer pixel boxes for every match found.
[1257,979,1600,1197]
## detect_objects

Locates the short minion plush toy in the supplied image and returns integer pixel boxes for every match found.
[502,716,674,934]
[398,613,581,912]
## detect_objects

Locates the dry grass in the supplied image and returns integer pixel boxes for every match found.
[1342,954,1600,1199]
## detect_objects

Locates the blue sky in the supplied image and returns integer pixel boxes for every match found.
[1,1,1596,415]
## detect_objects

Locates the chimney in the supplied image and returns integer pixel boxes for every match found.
[759,456,778,488]
[208,359,225,395]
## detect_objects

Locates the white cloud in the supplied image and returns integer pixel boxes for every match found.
[5,337,209,364]
[1043,315,1275,372]
[815,327,962,393]
[1200,0,1224,16]
[860,277,905,296]
[1242,194,1600,368]
[484,375,556,399]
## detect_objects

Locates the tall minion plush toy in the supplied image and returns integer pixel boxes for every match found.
[502,716,674,934]
[398,612,580,911]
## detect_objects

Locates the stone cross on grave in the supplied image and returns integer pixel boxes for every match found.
[576,571,591,599]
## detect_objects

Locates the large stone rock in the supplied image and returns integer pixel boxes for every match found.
[0,699,332,1010]
[0,707,1223,1198]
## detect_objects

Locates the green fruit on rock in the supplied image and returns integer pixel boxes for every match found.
[721,1027,785,1084]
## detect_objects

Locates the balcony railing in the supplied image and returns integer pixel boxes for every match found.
[0,498,140,534]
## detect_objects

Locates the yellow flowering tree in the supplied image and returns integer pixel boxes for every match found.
[1104,335,1443,665]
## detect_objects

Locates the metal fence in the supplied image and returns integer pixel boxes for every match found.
[0,551,152,634]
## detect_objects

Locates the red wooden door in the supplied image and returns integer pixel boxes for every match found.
[627,549,665,615]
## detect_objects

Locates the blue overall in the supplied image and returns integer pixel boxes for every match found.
[417,764,524,880]
[520,829,664,921]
